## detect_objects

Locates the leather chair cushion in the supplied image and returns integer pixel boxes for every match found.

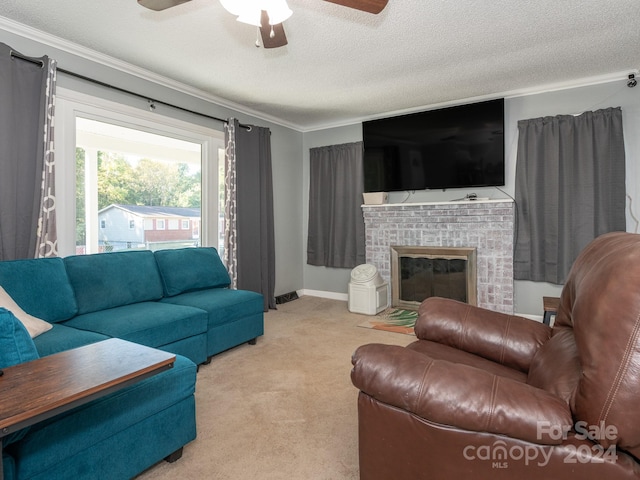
[406,339,527,383]
[527,326,580,404]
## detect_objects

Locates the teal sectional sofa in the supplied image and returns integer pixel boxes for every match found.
[0,247,264,479]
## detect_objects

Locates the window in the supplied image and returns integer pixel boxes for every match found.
[75,119,201,253]
[55,88,226,256]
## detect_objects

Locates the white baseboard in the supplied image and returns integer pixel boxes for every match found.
[298,289,348,302]
[516,313,545,323]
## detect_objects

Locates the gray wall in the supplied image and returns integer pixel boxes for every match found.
[0,26,304,298]
[3,24,640,314]
[302,79,640,315]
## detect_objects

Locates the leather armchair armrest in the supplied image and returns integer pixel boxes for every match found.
[351,343,572,445]
[416,297,552,372]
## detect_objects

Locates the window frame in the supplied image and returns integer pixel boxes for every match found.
[55,88,223,257]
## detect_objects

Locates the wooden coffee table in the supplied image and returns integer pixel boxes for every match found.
[0,338,176,480]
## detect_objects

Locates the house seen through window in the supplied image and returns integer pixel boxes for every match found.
[75,118,223,254]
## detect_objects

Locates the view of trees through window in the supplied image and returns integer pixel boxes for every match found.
[74,118,209,254]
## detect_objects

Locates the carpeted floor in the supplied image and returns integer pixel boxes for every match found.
[136,296,413,480]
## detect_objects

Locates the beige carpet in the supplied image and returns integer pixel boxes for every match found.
[136,296,413,480]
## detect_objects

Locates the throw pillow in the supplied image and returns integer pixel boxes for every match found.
[0,286,53,338]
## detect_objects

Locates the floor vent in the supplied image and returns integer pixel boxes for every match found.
[275,291,299,305]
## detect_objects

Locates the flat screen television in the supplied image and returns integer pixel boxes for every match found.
[363,98,505,192]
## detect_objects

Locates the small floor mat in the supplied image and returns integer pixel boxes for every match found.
[357,308,418,335]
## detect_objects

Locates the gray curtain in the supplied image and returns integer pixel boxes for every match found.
[307,141,366,268]
[0,43,57,261]
[224,118,276,311]
[514,107,626,284]
[34,58,58,258]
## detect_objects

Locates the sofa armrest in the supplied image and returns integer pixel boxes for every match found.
[416,297,552,372]
[351,343,572,445]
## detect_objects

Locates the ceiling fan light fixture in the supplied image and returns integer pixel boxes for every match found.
[236,9,263,27]
[264,0,293,25]
[219,0,242,16]
[220,0,292,27]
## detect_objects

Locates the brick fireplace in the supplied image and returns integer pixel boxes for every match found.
[362,200,514,314]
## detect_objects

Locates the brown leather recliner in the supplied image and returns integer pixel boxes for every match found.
[351,232,640,479]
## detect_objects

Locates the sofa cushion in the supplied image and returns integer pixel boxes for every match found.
[61,302,207,350]
[0,257,78,322]
[32,324,110,358]
[0,308,39,369]
[2,452,15,480]
[0,308,40,447]
[0,286,52,338]
[161,288,263,327]
[154,247,230,297]
[64,251,164,314]
[9,354,197,480]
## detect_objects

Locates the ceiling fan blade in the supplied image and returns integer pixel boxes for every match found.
[260,10,288,49]
[323,0,388,14]
[137,0,192,11]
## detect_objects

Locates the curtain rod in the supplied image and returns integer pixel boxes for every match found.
[9,49,43,66]
[57,67,239,127]
[10,50,249,130]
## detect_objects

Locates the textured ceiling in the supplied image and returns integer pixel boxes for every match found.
[0,0,639,130]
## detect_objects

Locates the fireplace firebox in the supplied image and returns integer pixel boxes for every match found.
[390,246,477,310]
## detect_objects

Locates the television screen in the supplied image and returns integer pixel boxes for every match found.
[363,98,505,192]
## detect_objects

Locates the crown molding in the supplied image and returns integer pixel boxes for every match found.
[302,69,638,132]
[2,16,636,134]
[0,15,303,131]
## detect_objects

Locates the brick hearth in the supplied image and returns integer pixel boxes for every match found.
[362,200,514,314]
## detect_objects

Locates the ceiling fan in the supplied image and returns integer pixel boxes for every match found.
[137,0,388,48]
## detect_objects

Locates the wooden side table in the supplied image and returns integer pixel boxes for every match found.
[543,296,560,326]
[0,338,176,480]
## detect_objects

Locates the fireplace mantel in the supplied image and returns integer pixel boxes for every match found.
[363,200,514,314]
[363,198,510,208]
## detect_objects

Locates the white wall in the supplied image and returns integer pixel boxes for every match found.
[301,78,640,315]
